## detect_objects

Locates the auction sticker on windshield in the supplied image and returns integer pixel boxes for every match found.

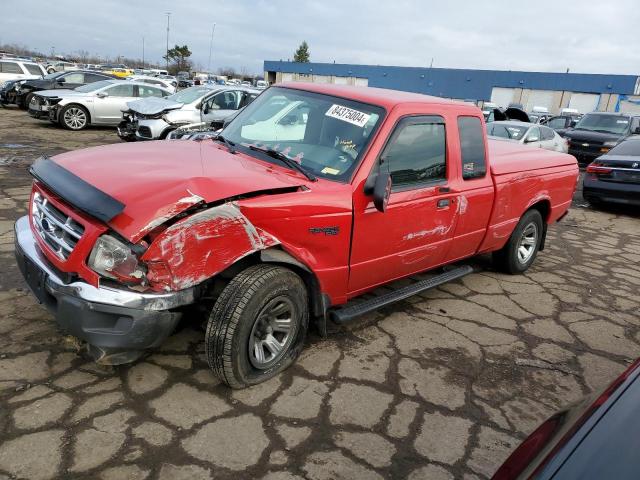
[325,104,371,127]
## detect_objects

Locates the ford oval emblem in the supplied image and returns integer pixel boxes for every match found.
[582,143,589,147]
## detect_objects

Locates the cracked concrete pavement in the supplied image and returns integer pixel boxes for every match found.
[1,108,639,479]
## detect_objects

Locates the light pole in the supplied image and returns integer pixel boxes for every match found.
[165,12,171,71]
[207,23,216,74]
[142,36,145,69]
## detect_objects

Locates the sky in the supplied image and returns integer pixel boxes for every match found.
[2,0,639,76]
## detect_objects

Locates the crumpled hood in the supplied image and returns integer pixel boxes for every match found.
[125,96,184,115]
[50,141,305,243]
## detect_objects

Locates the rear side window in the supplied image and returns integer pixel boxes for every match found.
[382,115,447,188]
[0,61,22,74]
[458,116,486,179]
[547,117,567,129]
[105,84,134,97]
[136,85,165,98]
[24,64,43,75]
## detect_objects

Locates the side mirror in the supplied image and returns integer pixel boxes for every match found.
[569,120,577,128]
[634,127,640,134]
[202,104,210,114]
[525,136,539,143]
[372,172,392,212]
[96,91,108,98]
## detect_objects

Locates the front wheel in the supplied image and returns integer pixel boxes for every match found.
[492,209,543,274]
[205,264,309,388]
[60,104,89,130]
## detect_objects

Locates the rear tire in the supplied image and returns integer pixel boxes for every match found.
[492,209,544,274]
[20,93,34,110]
[205,264,309,389]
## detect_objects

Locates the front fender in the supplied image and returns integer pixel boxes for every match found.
[142,202,279,291]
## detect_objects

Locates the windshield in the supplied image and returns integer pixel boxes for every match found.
[574,114,631,135]
[167,86,213,104]
[487,123,529,140]
[75,80,114,93]
[222,87,385,181]
[608,139,640,156]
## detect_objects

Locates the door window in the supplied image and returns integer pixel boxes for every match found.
[209,91,240,110]
[458,116,486,179]
[105,84,135,97]
[381,116,447,189]
[547,117,567,129]
[540,126,555,140]
[61,72,85,83]
[85,73,109,83]
[136,85,165,98]
[0,61,22,74]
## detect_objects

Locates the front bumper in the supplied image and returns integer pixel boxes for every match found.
[14,216,195,364]
[583,177,640,206]
[135,118,173,140]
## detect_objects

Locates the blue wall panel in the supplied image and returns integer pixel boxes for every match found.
[264,61,638,100]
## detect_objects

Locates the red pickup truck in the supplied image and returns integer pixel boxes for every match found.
[15,83,578,388]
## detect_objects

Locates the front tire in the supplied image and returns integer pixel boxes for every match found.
[205,264,309,388]
[492,209,543,274]
[20,93,34,110]
[60,104,89,130]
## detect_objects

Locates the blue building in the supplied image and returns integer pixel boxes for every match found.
[264,61,640,114]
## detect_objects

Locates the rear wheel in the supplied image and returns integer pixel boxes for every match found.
[205,264,308,388]
[20,92,34,110]
[60,104,89,130]
[492,209,544,274]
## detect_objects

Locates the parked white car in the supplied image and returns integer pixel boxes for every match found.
[28,80,171,130]
[117,85,260,141]
[0,59,46,84]
[45,61,79,74]
[127,75,177,94]
[487,121,569,153]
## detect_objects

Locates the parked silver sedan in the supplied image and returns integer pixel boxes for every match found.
[28,80,171,130]
[487,120,569,153]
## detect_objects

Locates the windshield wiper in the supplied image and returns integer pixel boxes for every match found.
[214,134,236,154]
[247,145,317,182]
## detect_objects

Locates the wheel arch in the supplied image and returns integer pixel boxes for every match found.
[526,199,551,251]
[59,102,92,125]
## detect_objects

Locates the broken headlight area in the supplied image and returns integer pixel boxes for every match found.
[88,234,147,285]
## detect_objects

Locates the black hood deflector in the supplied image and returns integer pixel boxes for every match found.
[30,157,125,223]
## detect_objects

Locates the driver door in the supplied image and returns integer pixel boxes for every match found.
[349,115,459,294]
[201,90,241,123]
[92,83,136,124]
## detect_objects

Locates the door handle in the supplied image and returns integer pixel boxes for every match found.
[438,186,450,193]
[437,199,450,208]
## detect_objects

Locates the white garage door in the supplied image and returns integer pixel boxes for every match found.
[281,73,293,82]
[312,75,330,83]
[569,93,600,113]
[491,88,515,108]
[526,90,555,112]
[354,77,369,87]
[333,76,349,85]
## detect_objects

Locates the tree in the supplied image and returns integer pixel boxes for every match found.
[163,44,192,74]
[293,41,310,63]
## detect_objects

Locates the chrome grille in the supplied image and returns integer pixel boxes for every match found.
[31,191,85,260]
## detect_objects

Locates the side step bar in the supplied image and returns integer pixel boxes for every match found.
[329,265,474,325]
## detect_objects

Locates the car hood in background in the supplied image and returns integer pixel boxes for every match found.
[125,96,185,115]
[563,129,623,143]
[49,141,306,242]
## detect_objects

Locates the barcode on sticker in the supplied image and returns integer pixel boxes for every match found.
[325,104,371,127]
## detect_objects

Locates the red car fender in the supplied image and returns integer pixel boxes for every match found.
[142,202,280,291]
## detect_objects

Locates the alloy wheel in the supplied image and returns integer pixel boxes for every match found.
[248,296,296,370]
[63,107,87,129]
[517,222,538,264]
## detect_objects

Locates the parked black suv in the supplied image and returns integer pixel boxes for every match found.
[564,112,640,165]
[13,70,116,109]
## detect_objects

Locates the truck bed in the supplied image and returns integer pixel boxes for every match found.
[488,138,577,176]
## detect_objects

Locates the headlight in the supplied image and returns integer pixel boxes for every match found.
[603,141,618,147]
[88,235,146,283]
